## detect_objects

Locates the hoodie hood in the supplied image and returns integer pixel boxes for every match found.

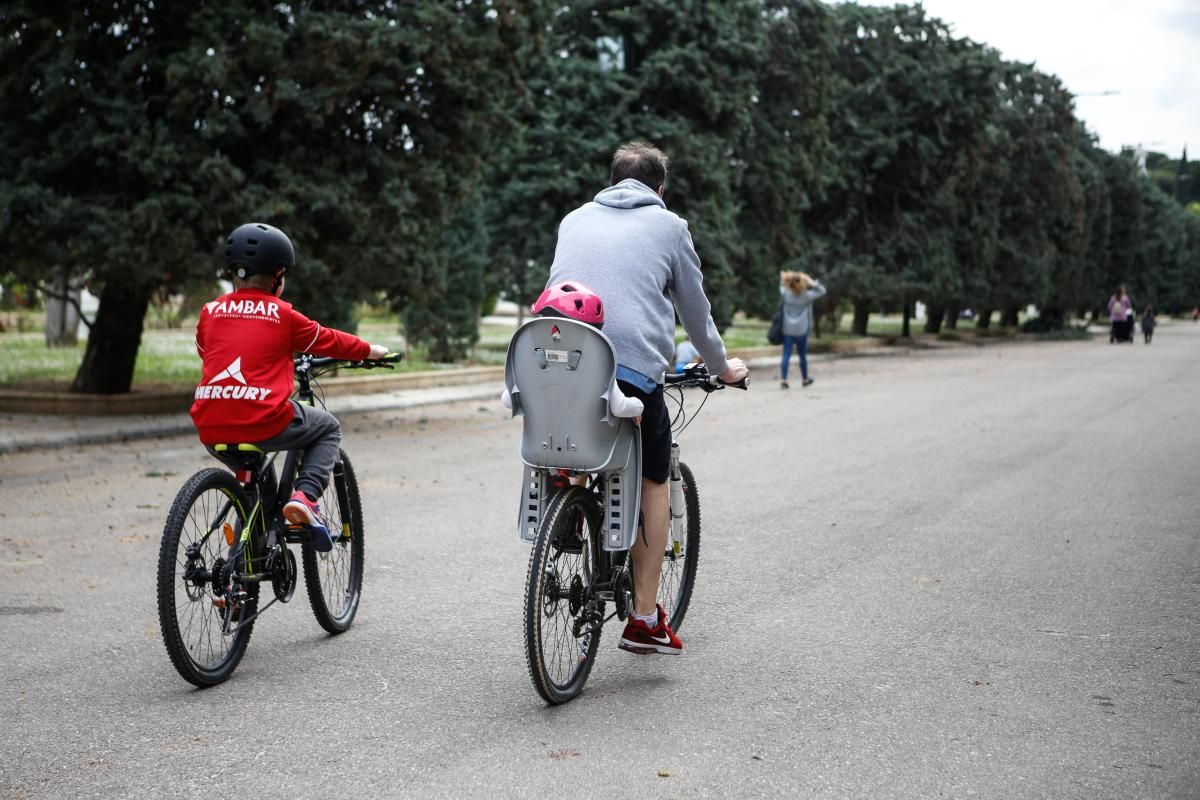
[593,179,666,210]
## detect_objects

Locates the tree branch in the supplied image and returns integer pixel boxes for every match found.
[12,270,95,330]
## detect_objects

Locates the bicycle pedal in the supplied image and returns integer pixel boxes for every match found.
[283,524,309,543]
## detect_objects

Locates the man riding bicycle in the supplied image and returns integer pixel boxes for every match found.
[546,141,749,654]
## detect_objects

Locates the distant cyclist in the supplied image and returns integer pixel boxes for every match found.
[547,141,749,654]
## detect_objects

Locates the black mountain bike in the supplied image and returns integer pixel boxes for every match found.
[523,364,747,704]
[157,353,401,687]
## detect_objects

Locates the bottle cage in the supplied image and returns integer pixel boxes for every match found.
[505,317,642,551]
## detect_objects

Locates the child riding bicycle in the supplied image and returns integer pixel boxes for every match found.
[190,222,388,551]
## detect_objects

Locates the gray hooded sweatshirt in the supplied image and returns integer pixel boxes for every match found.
[780,280,827,337]
[547,179,728,383]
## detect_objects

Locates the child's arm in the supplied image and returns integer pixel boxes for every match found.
[606,379,644,418]
[289,308,376,360]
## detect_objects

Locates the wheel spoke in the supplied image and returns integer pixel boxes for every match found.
[303,454,362,633]
[527,490,601,701]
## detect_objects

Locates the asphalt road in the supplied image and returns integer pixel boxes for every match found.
[2,324,1198,799]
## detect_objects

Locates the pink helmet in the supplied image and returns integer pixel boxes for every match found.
[531,281,604,329]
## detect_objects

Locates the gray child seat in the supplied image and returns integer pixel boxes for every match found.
[505,316,642,551]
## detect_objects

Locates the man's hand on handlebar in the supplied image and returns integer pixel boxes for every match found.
[718,357,749,386]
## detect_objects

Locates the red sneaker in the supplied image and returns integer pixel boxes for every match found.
[618,604,682,655]
[282,491,334,552]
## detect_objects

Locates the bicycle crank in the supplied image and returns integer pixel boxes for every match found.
[271,546,298,603]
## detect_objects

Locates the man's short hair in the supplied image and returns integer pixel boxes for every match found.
[610,141,668,190]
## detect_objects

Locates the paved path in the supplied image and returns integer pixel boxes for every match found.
[2,325,1198,799]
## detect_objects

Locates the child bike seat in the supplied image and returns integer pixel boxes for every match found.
[505,317,642,551]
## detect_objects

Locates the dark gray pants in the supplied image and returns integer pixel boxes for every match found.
[210,401,341,501]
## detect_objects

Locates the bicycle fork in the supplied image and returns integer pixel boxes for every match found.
[669,443,686,553]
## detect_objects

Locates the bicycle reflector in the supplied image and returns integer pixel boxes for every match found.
[235,469,253,483]
[223,522,235,547]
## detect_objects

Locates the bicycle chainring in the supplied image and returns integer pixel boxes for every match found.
[272,546,297,603]
[613,567,633,620]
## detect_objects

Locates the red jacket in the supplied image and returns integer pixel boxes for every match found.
[190,288,370,445]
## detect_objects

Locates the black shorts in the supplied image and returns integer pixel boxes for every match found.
[617,380,671,484]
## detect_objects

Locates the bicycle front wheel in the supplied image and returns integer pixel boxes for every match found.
[157,468,258,687]
[658,461,700,631]
[524,486,602,705]
[302,449,365,633]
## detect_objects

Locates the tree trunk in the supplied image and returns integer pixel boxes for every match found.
[944,306,960,330]
[1000,306,1020,328]
[901,297,912,338]
[976,308,992,330]
[1040,308,1066,331]
[924,305,945,334]
[71,282,152,393]
[44,275,81,347]
[851,301,870,336]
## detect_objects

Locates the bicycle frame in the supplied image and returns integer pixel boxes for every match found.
[205,354,376,609]
[575,366,744,629]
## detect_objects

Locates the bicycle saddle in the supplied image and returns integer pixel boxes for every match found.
[212,443,267,474]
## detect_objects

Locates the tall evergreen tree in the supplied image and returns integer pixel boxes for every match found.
[0,1,524,391]
[736,0,835,319]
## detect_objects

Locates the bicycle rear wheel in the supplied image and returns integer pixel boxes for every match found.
[658,461,700,631]
[524,486,603,705]
[157,468,259,687]
[302,449,364,633]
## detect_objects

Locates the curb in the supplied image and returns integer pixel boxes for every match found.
[0,331,1026,456]
[0,364,506,417]
[0,382,504,456]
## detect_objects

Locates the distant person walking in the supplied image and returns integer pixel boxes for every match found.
[1142,305,1156,344]
[1108,287,1132,343]
[779,271,826,389]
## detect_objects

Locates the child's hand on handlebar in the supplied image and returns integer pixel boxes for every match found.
[719,358,749,385]
[367,344,390,360]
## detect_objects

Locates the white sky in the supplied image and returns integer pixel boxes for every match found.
[860,0,1200,158]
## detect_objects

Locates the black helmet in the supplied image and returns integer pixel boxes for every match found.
[224,223,295,279]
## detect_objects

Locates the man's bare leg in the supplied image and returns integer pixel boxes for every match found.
[631,477,669,616]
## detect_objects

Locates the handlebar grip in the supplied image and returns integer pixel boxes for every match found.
[717,375,749,390]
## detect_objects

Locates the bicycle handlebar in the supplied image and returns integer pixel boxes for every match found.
[294,353,404,372]
[663,364,749,392]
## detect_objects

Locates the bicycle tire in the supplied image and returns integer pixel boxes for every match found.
[657,461,700,631]
[302,449,364,633]
[524,486,603,705]
[157,468,258,687]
